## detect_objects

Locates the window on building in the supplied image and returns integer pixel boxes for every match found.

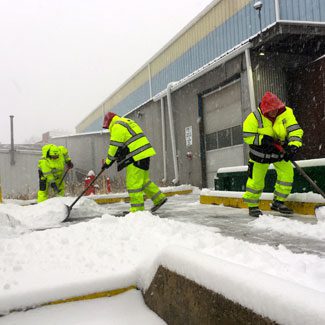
[205,125,243,151]
[232,125,243,146]
[206,132,218,151]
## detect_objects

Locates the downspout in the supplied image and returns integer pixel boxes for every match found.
[160,98,167,183]
[9,115,15,165]
[274,0,280,21]
[166,82,179,185]
[245,47,256,112]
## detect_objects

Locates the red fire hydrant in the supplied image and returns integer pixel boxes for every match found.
[84,170,96,196]
[106,177,111,193]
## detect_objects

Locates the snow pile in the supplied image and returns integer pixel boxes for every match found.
[0,198,67,229]
[250,214,325,240]
[1,209,325,318]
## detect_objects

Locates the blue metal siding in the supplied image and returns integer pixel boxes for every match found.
[151,1,276,95]
[84,116,103,133]
[83,81,150,133]
[80,0,325,133]
[280,0,324,21]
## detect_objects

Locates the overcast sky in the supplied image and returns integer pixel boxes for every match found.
[0,0,212,144]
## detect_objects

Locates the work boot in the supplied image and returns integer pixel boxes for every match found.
[270,200,293,214]
[151,197,168,213]
[248,207,263,218]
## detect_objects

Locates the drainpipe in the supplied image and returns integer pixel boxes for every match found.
[10,115,15,165]
[160,98,167,183]
[166,82,179,185]
[274,0,280,21]
[245,48,256,112]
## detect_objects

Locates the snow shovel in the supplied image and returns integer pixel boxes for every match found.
[274,144,325,211]
[63,168,105,222]
[58,168,70,187]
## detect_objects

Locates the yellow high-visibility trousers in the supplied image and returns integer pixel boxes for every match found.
[37,179,65,203]
[126,164,165,212]
[243,159,294,207]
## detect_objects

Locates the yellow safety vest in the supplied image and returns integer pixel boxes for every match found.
[105,116,156,171]
[243,106,303,163]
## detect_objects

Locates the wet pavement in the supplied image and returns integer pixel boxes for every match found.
[67,193,325,257]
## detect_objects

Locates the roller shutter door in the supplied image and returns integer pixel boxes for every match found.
[203,80,244,188]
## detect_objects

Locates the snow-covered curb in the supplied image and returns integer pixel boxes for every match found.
[139,246,325,325]
[201,189,325,204]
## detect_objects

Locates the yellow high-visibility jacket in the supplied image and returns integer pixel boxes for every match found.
[243,106,303,163]
[38,145,71,184]
[105,116,156,171]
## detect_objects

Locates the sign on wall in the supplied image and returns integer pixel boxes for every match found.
[185,126,192,147]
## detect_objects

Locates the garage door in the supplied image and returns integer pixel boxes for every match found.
[203,79,244,188]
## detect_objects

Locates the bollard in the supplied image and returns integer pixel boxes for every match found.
[106,177,111,193]
[84,171,96,196]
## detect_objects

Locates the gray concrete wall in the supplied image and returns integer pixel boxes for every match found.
[144,266,275,324]
[52,133,127,191]
[50,54,249,189]
[0,150,40,198]
[126,54,246,188]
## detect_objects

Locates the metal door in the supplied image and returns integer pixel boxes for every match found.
[202,79,244,188]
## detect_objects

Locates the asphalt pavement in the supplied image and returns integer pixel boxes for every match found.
[66,193,324,257]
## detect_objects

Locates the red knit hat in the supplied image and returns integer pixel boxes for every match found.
[260,91,285,114]
[102,112,117,129]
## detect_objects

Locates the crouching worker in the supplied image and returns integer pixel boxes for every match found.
[101,112,167,214]
[242,91,303,217]
[37,144,74,203]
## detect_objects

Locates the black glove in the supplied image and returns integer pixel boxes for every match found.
[51,183,60,193]
[101,162,111,170]
[66,161,74,169]
[261,135,274,151]
[284,145,299,162]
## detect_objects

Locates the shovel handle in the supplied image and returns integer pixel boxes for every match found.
[273,143,325,199]
[59,168,70,187]
[291,160,325,199]
[68,168,106,210]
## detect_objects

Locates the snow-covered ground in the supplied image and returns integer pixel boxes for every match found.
[0,189,325,324]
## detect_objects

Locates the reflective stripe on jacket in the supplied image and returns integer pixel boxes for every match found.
[38,144,70,184]
[38,157,65,184]
[105,116,156,171]
[243,106,303,163]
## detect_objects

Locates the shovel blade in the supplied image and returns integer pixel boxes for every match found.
[62,205,72,222]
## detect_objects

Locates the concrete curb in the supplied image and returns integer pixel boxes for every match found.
[45,285,136,306]
[93,189,193,205]
[200,194,317,216]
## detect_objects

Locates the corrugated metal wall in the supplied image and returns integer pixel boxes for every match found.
[76,0,324,133]
[0,150,40,198]
[279,0,325,21]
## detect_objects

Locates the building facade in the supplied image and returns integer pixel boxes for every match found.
[70,0,325,189]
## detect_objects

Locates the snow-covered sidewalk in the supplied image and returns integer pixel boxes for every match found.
[0,191,325,324]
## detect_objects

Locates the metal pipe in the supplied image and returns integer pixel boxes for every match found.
[274,0,280,21]
[148,63,153,98]
[166,82,179,185]
[9,115,15,165]
[160,98,167,183]
[245,48,256,112]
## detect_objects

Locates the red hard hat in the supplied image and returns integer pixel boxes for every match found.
[260,91,285,114]
[102,112,117,129]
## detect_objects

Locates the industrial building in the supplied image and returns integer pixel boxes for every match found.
[2,0,324,197]
[70,0,325,189]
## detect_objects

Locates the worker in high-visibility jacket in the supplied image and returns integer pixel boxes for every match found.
[101,112,167,214]
[242,91,303,217]
[37,144,74,202]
